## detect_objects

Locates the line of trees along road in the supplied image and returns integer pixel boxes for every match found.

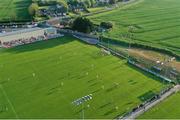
[28,0,127,21]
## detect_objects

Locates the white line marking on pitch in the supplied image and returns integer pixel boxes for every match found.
[0,84,19,119]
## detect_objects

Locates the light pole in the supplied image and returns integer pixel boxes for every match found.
[72,94,93,119]
[108,38,110,50]
[164,55,169,84]
[82,102,84,120]
[127,25,134,59]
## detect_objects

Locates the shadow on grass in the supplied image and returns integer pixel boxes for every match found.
[99,102,111,109]
[103,108,116,116]
[128,79,138,85]
[3,36,74,53]
[92,88,101,94]
[138,90,156,102]
[106,85,119,93]
[89,81,99,87]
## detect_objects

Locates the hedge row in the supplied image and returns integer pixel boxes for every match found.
[101,37,180,60]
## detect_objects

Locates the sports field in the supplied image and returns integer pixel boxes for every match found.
[0,36,166,118]
[139,92,180,119]
[89,0,180,55]
[0,0,31,22]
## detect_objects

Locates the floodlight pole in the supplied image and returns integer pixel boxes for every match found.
[82,102,84,120]
[108,39,110,50]
[72,94,92,120]
[99,31,103,44]
[128,25,134,59]
[164,56,169,84]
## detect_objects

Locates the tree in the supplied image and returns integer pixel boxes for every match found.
[109,0,117,4]
[68,0,79,7]
[84,0,91,8]
[56,0,69,13]
[90,0,96,7]
[81,2,88,11]
[72,17,94,33]
[32,0,39,3]
[100,21,113,29]
[28,3,39,17]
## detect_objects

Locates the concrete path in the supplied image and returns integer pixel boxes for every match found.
[73,35,99,45]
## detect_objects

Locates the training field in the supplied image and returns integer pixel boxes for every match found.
[139,92,180,119]
[0,0,31,22]
[0,36,165,118]
[89,0,180,55]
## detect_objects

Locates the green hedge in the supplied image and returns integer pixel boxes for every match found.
[101,37,180,60]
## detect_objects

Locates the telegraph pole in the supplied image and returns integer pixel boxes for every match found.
[127,25,134,59]
[82,103,84,120]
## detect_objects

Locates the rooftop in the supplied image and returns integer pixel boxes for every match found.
[0,27,43,37]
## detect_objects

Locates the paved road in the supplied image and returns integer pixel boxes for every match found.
[73,35,99,45]
[122,85,180,119]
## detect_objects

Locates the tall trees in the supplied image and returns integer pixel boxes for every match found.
[57,0,69,13]
[90,0,96,7]
[109,0,117,4]
[28,3,39,17]
[100,21,113,29]
[84,0,91,8]
[72,17,94,33]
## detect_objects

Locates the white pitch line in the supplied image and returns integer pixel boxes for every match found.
[0,84,19,119]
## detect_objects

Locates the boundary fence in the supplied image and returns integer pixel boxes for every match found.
[58,28,177,84]
[59,30,179,119]
[119,85,178,119]
[97,43,174,83]
[128,60,172,83]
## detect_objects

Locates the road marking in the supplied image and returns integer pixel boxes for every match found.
[0,84,19,119]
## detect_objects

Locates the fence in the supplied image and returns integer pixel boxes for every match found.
[128,60,173,83]
[97,42,174,83]
[119,85,175,119]
[58,29,98,39]
[98,41,180,83]
[58,28,178,83]
[97,43,128,59]
[57,28,179,119]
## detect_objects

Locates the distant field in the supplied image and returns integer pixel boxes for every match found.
[139,92,180,119]
[0,0,31,22]
[89,0,180,55]
[0,36,165,118]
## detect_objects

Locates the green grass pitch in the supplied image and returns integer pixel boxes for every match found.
[0,36,165,118]
[0,0,31,22]
[89,0,180,55]
[139,92,180,119]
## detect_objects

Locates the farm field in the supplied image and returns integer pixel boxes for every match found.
[0,36,166,119]
[139,92,180,119]
[0,0,31,22]
[89,0,180,56]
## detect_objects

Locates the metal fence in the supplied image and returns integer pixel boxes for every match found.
[119,85,175,119]
[58,28,179,83]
